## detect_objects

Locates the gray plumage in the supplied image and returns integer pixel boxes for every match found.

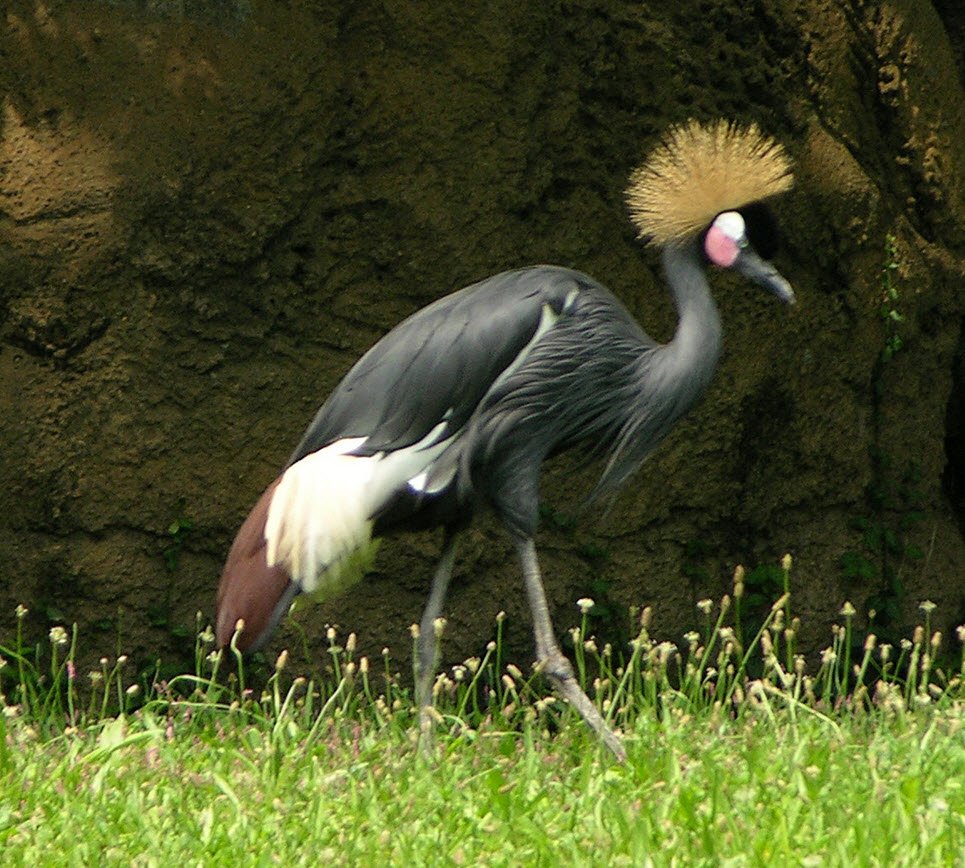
[215,119,797,762]
[289,252,720,540]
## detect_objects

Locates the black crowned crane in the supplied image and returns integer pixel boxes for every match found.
[216,119,795,761]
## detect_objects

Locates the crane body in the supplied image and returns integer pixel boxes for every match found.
[216,120,797,761]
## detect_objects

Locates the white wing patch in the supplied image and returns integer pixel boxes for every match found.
[265,424,454,596]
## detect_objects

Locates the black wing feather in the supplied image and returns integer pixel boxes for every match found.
[288,267,586,465]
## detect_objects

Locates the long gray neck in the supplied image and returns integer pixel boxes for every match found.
[660,241,722,399]
[587,240,724,499]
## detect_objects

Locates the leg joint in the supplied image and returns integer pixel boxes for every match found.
[539,650,575,683]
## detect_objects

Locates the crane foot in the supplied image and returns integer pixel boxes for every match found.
[540,651,627,762]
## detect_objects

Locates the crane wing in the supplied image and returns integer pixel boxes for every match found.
[288,266,586,463]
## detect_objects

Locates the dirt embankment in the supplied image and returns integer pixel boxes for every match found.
[0,0,961,676]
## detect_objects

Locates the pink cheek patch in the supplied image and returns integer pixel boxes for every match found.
[704,224,740,268]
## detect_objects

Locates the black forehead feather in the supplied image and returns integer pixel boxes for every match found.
[738,201,781,260]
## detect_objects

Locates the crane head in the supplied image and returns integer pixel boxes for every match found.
[703,206,795,304]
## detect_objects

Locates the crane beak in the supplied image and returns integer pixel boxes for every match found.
[734,247,796,305]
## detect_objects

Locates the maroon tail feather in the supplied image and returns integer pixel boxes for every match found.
[216,477,293,651]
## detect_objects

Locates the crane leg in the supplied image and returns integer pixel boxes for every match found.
[514,536,627,762]
[415,531,459,750]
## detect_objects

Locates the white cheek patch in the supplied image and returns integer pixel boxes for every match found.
[715,210,746,240]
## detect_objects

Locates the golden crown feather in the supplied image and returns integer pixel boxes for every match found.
[625,119,793,246]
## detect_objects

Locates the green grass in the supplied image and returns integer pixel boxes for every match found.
[1,694,961,865]
[1,576,963,865]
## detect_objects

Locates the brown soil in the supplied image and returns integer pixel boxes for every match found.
[1,0,962,678]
